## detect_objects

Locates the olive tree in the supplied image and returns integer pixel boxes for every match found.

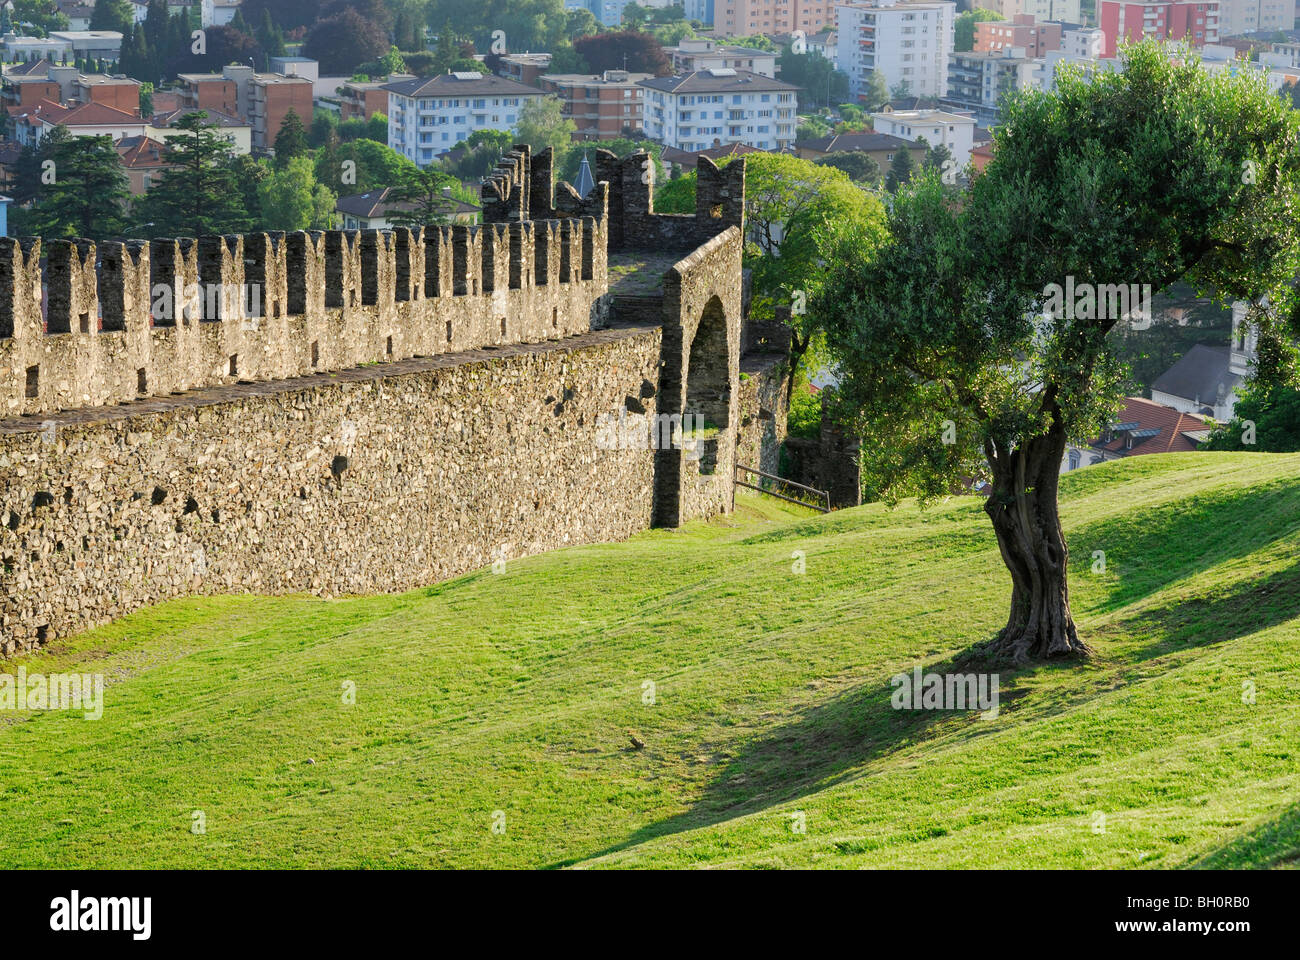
[816,42,1300,664]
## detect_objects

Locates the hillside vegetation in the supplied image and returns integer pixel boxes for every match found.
[2,453,1298,868]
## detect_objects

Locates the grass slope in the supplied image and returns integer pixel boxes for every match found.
[2,452,1298,869]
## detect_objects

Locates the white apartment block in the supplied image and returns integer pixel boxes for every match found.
[384,73,547,168]
[871,108,976,164]
[946,48,1039,123]
[639,69,799,152]
[1270,40,1300,67]
[1062,27,1105,59]
[973,0,1082,20]
[836,1,957,101]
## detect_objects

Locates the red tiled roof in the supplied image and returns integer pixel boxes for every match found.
[116,135,170,168]
[1089,397,1211,457]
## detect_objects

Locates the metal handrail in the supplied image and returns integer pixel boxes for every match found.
[735,464,831,513]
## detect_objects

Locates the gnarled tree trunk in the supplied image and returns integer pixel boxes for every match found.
[981,418,1092,665]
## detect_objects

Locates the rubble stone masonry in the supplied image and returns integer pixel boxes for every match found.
[0,146,788,653]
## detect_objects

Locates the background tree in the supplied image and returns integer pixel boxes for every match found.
[1205,383,1300,451]
[814,150,881,184]
[10,1,70,35]
[778,49,850,109]
[15,134,129,240]
[884,147,915,193]
[383,167,461,229]
[857,71,890,111]
[315,137,419,196]
[574,31,672,75]
[304,8,390,74]
[566,8,600,40]
[257,155,336,231]
[273,109,309,168]
[515,96,577,170]
[816,43,1300,664]
[137,113,253,236]
[89,0,133,34]
[655,154,887,393]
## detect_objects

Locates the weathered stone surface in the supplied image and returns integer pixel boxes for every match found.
[0,147,789,652]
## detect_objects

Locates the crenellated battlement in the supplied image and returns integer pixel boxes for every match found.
[0,212,608,417]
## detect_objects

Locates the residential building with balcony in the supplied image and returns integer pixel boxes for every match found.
[972,0,1081,20]
[383,73,547,168]
[1097,1,1220,57]
[974,14,1063,56]
[835,1,958,102]
[178,66,313,154]
[1213,0,1295,38]
[945,48,1039,123]
[539,70,652,140]
[639,68,799,153]
[714,0,836,38]
[496,53,553,88]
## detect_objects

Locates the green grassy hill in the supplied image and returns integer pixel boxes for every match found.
[2,452,1299,869]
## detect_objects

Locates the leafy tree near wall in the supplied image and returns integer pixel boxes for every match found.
[654,154,888,395]
[257,155,337,231]
[315,137,419,196]
[382,167,462,229]
[14,133,130,240]
[815,42,1300,664]
[514,97,578,170]
[136,113,253,237]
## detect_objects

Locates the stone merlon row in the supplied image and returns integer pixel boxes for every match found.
[0,213,609,418]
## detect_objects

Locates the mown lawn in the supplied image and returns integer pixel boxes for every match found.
[2,452,1298,869]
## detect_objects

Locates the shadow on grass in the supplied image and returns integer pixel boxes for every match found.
[1067,479,1300,616]
[555,660,1028,868]
[1104,559,1300,663]
[1185,803,1300,869]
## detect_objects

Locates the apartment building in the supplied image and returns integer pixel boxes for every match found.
[178,66,313,153]
[871,107,976,164]
[836,1,958,101]
[384,73,547,167]
[714,0,836,37]
[1213,0,1296,37]
[2,63,141,115]
[945,48,1039,122]
[972,0,1081,20]
[338,76,412,122]
[1062,26,1106,58]
[496,53,553,87]
[639,68,799,152]
[974,14,1063,56]
[1097,1,1220,57]
[539,70,651,140]
[668,38,779,78]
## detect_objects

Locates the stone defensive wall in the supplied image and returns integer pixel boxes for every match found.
[0,145,789,653]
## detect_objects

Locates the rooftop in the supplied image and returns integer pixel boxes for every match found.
[382,73,543,97]
[638,69,798,94]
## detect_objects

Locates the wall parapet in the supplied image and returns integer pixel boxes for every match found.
[0,217,607,417]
